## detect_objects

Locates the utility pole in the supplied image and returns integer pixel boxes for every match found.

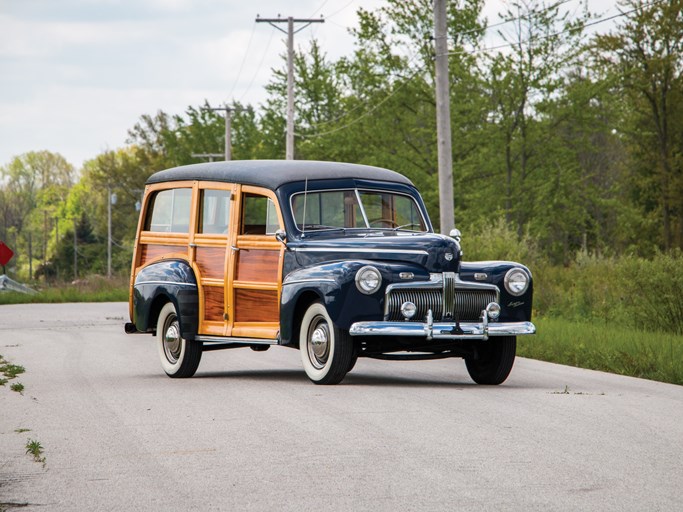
[73,217,78,280]
[191,153,224,162]
[256,14,324,160]
[107,186,116,279]
[434,0,455,235]
[192,104,233,162]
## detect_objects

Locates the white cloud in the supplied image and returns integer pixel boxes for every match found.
[0,0,619,170]
[0,13,157,58]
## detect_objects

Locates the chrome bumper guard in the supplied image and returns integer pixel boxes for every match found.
[349,309,535,341]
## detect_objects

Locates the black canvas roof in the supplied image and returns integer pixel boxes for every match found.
[145,160,413,190]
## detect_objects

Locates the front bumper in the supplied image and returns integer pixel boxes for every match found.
[349,310,535,341]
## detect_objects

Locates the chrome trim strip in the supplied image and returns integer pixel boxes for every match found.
[443,271,456,319]
[355,189,371,227]
[349,320,536,341]
[294,247,429,255]
[134,281,197,287]
[195,335,278,345]
[282,278,336,286]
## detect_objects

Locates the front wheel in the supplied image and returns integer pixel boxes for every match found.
[299,302,354,385]
[156,302,202,378]
[465,336,516,385]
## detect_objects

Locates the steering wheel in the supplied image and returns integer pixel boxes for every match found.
[368,218,399,228]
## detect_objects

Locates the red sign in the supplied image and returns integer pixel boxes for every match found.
[0,241,14,266]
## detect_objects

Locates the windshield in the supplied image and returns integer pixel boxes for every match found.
[291,189,427,232]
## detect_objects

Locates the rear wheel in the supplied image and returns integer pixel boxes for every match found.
[299,302,353,385]
[156,302,202,378]
[465,336,516,385]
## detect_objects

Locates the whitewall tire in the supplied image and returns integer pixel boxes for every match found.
[299,301,353,385]
[156,302,202,378]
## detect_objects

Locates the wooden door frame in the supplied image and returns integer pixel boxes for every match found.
[229,185,286,339]
[191,181,237,336]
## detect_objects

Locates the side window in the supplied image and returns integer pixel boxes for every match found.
[145,188,192,233]
[241,194,279,235]
[199,189,231,234]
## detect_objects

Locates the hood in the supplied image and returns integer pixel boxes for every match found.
[289,232,461,273]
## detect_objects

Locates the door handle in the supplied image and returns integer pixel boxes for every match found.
[231,245,240,252]
[189,243,197,248]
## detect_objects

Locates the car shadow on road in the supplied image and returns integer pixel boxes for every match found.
[182,368,523,389]
[192,369,306,382]
[344,373,524,389]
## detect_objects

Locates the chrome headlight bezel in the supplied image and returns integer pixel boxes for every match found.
[504,267,530,296]
[355,265,382,295]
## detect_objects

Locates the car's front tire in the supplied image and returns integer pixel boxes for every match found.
[156,302,202,378]
[299,301,353,385]
[465,336,516,385]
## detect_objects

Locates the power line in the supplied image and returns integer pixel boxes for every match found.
[446,0,667,57]
[457,0,576,40]
[299,49,425,131]
[283,0,668,143]
[309,0,332,18]
[295,61,427,139]
[238,27,276,103]
[227,23,257,100]
[325,0,358,19]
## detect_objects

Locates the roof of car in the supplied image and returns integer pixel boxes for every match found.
[145,160,414,189]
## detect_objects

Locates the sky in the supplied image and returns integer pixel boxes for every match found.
[0,0,621,170]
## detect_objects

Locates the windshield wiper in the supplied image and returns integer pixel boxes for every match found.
[299,224,346,233]
[392,223,425,232]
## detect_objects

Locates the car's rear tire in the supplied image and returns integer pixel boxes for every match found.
[156,302,202,378]
[465,336,516,385]
[299,301,353,385]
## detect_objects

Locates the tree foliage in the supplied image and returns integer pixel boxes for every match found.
[2,0,683,280]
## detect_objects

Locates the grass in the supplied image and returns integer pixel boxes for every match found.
[0,356,25,383]
[519,316,683,385]
[0,275,129,305]
[2,271,682,385]
[25,438,45,465]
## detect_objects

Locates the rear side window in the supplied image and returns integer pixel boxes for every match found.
[145,188,192,233]
[199,189,231,234]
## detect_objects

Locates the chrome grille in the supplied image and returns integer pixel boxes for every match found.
[386,288,443,322]
[384,273,497,322]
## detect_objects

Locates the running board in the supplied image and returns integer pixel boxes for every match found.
[195,335,279,351]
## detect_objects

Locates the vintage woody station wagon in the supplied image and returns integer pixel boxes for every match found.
[126,160,535,385]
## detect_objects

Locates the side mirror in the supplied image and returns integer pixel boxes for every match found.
[449,228,461,243]
[275,229,287,244]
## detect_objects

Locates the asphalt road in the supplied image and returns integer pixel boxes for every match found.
[0,302,682,511]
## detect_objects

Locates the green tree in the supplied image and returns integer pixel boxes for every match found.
[0,151,74,279]
[595,0,683,250]
[474,0,592,236]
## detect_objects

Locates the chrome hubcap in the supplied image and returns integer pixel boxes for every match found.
[308,317,330,370]
[163,318,182,363]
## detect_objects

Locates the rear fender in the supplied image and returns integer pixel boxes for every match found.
[132,259,199,340]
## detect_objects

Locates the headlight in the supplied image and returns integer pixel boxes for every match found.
[504,268,530,296]
[355,265,382,295]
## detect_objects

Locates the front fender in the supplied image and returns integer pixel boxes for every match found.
[459,261,533,322]
[280,260,428,344]
[132,259,199,339]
